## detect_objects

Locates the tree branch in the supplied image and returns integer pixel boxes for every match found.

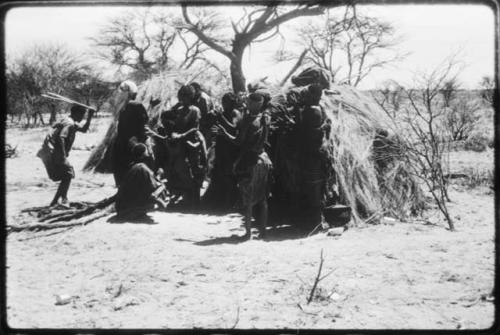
[181,5,235,61]
[280,49,308,86]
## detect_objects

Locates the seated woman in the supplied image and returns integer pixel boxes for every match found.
[115,143,166,220]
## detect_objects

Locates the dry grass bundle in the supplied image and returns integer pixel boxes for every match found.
[320,84,424,223]
[83,89,128,173]
[84,72,180,173]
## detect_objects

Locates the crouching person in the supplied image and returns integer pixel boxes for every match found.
[37,105,95,207]
[115,143,166,220]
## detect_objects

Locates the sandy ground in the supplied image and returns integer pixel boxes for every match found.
[5,119,496,330]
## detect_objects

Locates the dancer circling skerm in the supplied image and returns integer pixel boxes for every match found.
[37,104,95,207]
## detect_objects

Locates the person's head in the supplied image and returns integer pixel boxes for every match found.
[70,105,86,122]
[190,82,201,93]
[236,91,247,110]
[178,85,196,106]
[189,82,202,101]
[306,84,323,106]
[221,92,237,112]
[254,89,271,109]
[304,105,323,128]
[119,80,138,100]
[291,67,330,89]
[247,92,264,114]
[131,143,148,163]
[160,111,176,135]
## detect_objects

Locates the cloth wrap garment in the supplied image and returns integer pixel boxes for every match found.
[37,117,79,181]
[115,162,161,216]
[112,101,150,186]
[233,112,272,208]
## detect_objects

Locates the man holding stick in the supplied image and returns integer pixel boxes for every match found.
[37,104,95,207]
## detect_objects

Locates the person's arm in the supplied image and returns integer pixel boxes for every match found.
[217,113,238,131]
[145,127,167,140]
[75,108,96,133]
[186,140,201,148]
[172,107,200,139]
[171,127,198,140]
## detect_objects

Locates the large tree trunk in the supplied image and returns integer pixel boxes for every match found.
[230,48,246,93]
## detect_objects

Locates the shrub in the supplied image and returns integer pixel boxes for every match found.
[463,132,489,152]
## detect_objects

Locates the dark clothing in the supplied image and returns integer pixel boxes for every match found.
[116,101,149,141]
[299,106,327,155]
[112,101,149,186]
[203,109,242,210]
[115,162,160,216]
[297,105,329,225]
[233,112,270,177]
[233,111,272,208]
[214,109,242,175]
[37,117,82,181]
[172,104,205,187]
[195,92,216,145]
[238,152,272,208]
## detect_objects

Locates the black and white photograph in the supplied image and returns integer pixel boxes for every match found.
[3,0,496,330]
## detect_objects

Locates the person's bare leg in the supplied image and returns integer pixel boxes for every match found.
[243,205,252,240]
[50,182,63,206]
[255,199,268,239]
[59,177,71,206]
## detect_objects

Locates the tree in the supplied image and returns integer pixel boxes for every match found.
[180,4,325,92]
[6,43,90,126]
[479,75,494,106]
[295,6,405,87]
[91,9,175,80]
[444,96,481,141]
[440,79,460,107]
[395,56,464,231]
[70,74,116,116]
[91,8,209,82]
[372,79,404,118]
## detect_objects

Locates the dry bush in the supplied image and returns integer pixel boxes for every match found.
[463,132,490,152]
[444,96,481,141]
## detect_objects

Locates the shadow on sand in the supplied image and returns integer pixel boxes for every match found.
[107,213,158,225]
[193,223,311,246]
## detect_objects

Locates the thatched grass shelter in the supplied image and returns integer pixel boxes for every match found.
[270,83,424,224]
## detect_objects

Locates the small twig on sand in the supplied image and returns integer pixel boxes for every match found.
[114,283,123,298]
[319,268,337,282]
[307,249,325,304]
[231,306,240,329]
[307,223,323,237]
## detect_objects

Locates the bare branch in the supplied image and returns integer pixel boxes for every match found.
[307,249,325,304]
[280,49,309,86]
[181,5,235,61]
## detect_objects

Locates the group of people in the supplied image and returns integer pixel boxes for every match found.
[38,67,333,240]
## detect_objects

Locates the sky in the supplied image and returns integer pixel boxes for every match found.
[4,4,495,89]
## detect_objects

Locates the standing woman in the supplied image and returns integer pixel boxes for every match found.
[111,80,150,187]
[203,92,242,210]
[170,85,206,209]
[217,91,272,240]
